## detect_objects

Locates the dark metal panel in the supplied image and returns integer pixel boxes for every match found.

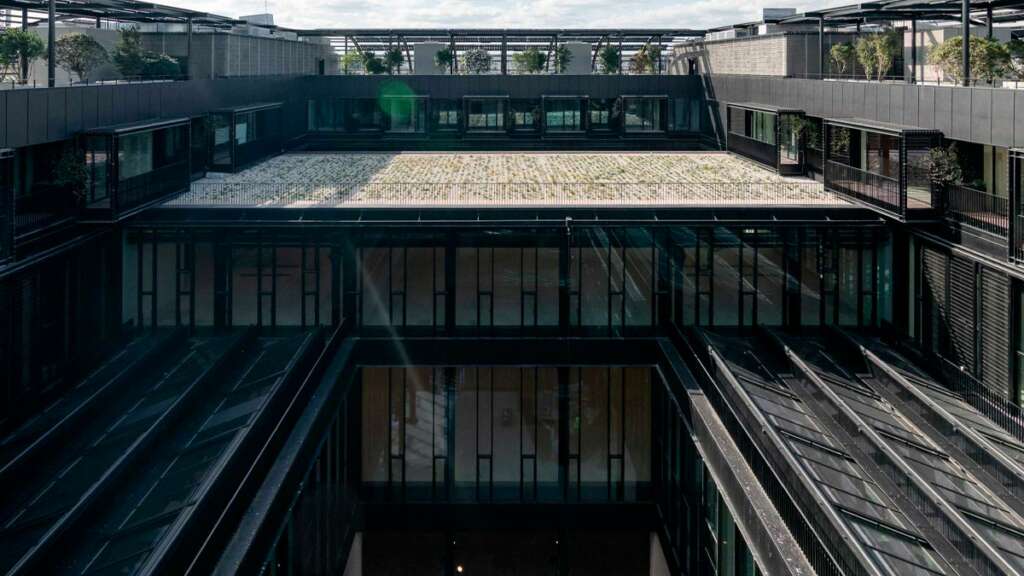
[46,88,66,141]
[933,86,952,136]
[951,86,971,141]
[27,90,47,145]
[862,82,877,120]
[903,85,918,127]
[971,88,992,145]
[991,89,1014,147]
[81,87,99,130]
[872,83,888,121]
[66,87,83,134]
[1015,90,1024,147]
[917,86,935,131]
[0,91,6,148]
[97,86,114,126]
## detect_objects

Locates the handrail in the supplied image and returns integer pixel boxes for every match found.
[825,160,902,216]
[944,183,1009,237]
[189,320,352,575]
[171,180,842,208]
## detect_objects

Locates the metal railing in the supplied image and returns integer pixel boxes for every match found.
[944,184,1009,237]
[825,160,901,215]
[170,180,843,209]
[113,160,192,216]
[727,132,776,169]
[937,356,1024,445]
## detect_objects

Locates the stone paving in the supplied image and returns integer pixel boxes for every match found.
[170,151,842,207]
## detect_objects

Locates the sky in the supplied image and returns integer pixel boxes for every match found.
[160,0,850,31]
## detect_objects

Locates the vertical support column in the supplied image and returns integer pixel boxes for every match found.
[559,219,571,335]
[618,36,623,75]
[1010,153,1020,262]
[214,233,230,329]
[47,0,55,87]
[911,18,918,84]
[818,17,825,78]
[19,8,27,84]
[501,34,507,75]
[341,235,357,326]
[987,5,994,39]
[445,232,456,331]
[186,17,193,80]
[962,0,971,86]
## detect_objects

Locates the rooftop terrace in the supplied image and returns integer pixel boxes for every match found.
[169,152,842,208]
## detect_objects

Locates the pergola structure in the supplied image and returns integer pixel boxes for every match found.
[779,0,1024,85]
[0,0,286,86]
[295,28,706,74]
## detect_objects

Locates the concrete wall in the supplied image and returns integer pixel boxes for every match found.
[26,27,123,86]
[414,43,447,75]
[562,42,593,75]
[671,33,858,78]
[142,32,338,78]
[706,74,1024,147]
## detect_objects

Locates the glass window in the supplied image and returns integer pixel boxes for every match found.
[351,99,383,132]
[386,97,427,133]
[118,132,153,181]
[511,100,540,132]
[544,98,583,132]
[211,113,232,167]
[235,113,250,145]
[623,98,664,132]
[589,99,615,131]
[86,135,109,203]
[466,99,506,131]
[433,99,460,131]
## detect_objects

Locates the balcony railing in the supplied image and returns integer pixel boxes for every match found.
[825,160,902,216]
[169,181,845,209]
[116,160,192,217]
[727,132,776,169]
[944,184,1009,237]
[936,356,1024,445]
[14,187,79,237]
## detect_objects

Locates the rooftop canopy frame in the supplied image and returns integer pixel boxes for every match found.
[778,0,1024,85]
[297,29,705,75]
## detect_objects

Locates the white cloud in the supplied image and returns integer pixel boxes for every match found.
[163,0,852,30]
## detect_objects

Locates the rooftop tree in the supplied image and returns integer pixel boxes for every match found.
[462,48,491,74]
[55,33,108,83]
[384,47,404,74]
[598,46,621,74]
[552,44,573,73]
[361,51,387,74]
[829,42,854,76]
[512,46,547,73]
[112,26,146,77]
[434,47,454,73]
[341,51,362,74]
[929,36,1011,84]
[0,28,44,84]
[630,44,660,74]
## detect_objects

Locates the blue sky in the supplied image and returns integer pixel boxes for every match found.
[163,0,848,30]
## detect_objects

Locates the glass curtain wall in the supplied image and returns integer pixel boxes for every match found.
[511,100,541,133]
[623,97,665,133]
[384,97,428,134]
[124,225,889,331]
[465,98,507,132]
[360,365,652,503]
[544,98,585,133]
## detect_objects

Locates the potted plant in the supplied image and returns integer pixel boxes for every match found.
[512,46,546,74]
[434,47,454,73]
[341,51,362,75]
[855,35,877,80]
[552,44,572,73]
[384,47,404,74]
[926,144,963,209]
[631,44,660,74]
[829,42,854,77]
[361,51,387,74]
[462,48,491,74]
[598,46,621,74]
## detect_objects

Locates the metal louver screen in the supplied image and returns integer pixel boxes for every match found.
[948,256,977,370]
[979,269,1011,396]
[921,246,948,357]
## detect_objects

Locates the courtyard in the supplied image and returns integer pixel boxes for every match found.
[170,152,843,208]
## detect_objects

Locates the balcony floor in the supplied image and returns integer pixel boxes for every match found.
[168,151,846,208]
